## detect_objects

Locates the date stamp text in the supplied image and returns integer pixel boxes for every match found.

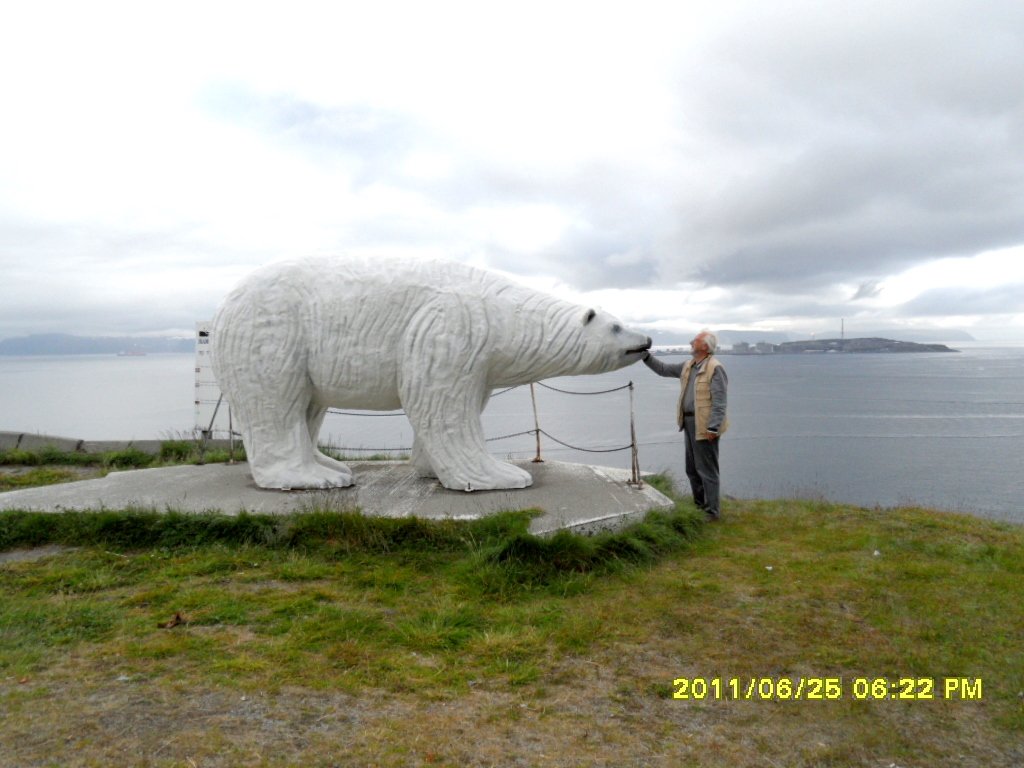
[671,677,982,701]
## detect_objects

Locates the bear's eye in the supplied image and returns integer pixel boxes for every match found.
[612,323,622,333]
[583,309,597,325]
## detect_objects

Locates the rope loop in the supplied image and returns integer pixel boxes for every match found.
[535,381,632,396]
[537,429,632,453]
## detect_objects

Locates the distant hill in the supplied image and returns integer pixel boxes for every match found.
[646,327,974,348]
[0,333,194,355]
[772,337,958,354]
[857,328,975,343]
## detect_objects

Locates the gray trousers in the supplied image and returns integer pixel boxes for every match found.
[682,416,721,516]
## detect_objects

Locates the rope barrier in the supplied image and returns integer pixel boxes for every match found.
[328,409,405,417]
[207,377,645,487]
[326,385,523,418]
[321,445,410,453]
[312,429,632,455]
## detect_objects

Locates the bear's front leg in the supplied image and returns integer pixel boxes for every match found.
[399,297,533,492]
[402,378,532,491]
[409,411,533,491]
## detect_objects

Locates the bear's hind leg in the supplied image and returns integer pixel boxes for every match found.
[306,403,354,482]
[246,416,353,490]
[215,296,350,490]
[410,436,437,478]
[241,391,352,490]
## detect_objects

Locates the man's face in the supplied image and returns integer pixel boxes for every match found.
[690,333,709,357]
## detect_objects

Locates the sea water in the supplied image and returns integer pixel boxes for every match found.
[1,346,1022,522]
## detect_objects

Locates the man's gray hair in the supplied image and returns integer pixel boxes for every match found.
[700,329,718,354]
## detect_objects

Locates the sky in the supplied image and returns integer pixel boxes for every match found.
[2,0,1024,343]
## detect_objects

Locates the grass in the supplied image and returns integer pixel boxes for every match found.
[0,441,244,491]
[0,442,242,470]
[1,477,1022,765]
[0,467,81,491]
[0,445,156,468]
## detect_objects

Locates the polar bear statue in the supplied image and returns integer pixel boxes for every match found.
[211,256,652,491]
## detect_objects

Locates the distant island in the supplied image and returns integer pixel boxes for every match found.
[771,337,957,353]
[0,333,194,356]
[655,337,959,355]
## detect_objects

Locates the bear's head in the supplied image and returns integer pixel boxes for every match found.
[572,307,652,376]
[484,284,652,386]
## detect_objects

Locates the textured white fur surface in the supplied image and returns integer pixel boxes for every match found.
[211,256,651,491]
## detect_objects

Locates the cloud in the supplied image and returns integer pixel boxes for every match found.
[657,0,1024,293]
[200,87,432,187]
[852,281,882,300]
[1,0,1024,341]
[0,217,254,336]
[899,283,1024,317]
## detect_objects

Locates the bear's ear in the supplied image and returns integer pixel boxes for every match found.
[582,308,597,326]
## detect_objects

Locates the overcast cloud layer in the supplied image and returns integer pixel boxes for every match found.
[2,0,1023,342]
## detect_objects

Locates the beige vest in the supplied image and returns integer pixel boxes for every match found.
[677,356,728,439]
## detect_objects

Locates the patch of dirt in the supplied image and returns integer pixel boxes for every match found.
[1,653,1019,767]
[0,545,77,565]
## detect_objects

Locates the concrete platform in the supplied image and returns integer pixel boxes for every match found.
[0,461,674,536]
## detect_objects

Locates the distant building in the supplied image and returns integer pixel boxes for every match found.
[726,341,778,354]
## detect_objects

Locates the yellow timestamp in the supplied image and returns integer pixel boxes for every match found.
[671,677,983,701]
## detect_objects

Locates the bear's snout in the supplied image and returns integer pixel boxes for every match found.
[626,336,653,356]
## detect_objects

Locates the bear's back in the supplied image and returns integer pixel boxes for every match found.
[212,256,521,410]
[229,256,502,311]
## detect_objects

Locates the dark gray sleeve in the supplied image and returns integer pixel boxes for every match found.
[642,354,684,378]
[707,366,728,432]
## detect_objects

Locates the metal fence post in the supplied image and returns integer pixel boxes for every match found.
[629,381,642,487]
[530,382,544,462]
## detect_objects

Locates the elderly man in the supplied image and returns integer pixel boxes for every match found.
[642,330,729,519]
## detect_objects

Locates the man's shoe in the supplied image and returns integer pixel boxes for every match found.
[705,510,720,521]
